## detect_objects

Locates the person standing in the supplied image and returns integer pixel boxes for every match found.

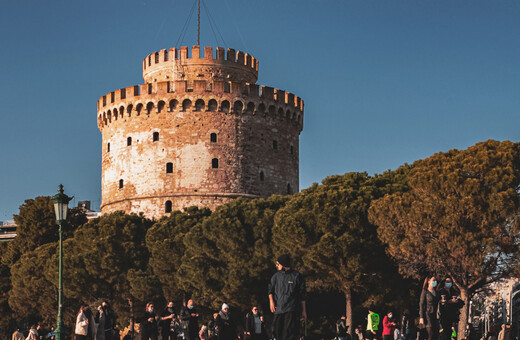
[160,301,177,340]
[75,304,96,340]
[208,313,219,340]
[382,311,397,340]
[25,325,39,340]
[141,302,159,340]
[268,254,307,340]
[366,306,380,340]
[11,327,24,340]
[216,303,237,340]
[419,276,440,340]
[336,316,351,340]
[400,309,412,340]
[180,299,200,340]
[355,325,365,340]
[438,278,464,340]
[245,306,267,340]
[101,301,115,340]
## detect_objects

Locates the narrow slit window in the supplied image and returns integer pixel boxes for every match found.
[212,158,219,169]
[166,162,173,173]
[273,140,278,150]
[260,171,265,181]
[287,183,292,194]
[119,179,124,189]
[153,132,159,142]
[127,137,132,146]
[210,133,217,143]
[107,143,110,152]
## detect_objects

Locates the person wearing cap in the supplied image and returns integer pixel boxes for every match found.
[216,303,237,340]
[268,254,307,340]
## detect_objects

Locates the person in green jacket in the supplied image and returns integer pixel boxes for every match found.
[366,306,380,340]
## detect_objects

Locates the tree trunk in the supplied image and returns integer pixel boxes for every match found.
[458,287,471,340]
[345,287,353,336]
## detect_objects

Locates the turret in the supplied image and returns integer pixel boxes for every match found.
[142,46,258,84]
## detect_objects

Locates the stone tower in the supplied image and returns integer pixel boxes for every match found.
[97,46,304,219]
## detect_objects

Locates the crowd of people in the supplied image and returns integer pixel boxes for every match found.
[10,258,517,340]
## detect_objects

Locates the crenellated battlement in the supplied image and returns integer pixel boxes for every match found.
[142,46,259,84]
[98,79,303,113]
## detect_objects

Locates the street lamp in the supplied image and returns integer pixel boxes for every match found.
[51,184,72,340]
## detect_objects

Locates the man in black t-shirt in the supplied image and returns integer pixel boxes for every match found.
[160,301,177,340]
[268,254,306,340]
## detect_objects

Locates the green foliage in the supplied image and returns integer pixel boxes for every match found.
[64,211,154,328]
[272,170,412,332]
[2,196,86,266]
[369,140,520,338]
[177,196,288,312]
[369,140,520,286]
[273,170,409,292]
[9,243,59,326]
[0,243,15,339]
[146,206,211,302]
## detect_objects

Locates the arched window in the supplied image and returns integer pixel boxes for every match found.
[272,140,278,150]
[220,100,230,113]
[212,158,219,169]
[107,143,110,152]
[127,104,133,117]
[195,99,205,111]
[234,101,243,113]
[127,137,132,146]
[208,99,218,111]
[246,102,255,114]
[260,171,265,182]
[287,183,292,194]
[278,108,284,117]
[154,52,159,63]
[182,99,192,111]
[153,132,159,142]
[157,101,165,113]
[258,103,266,115]
[119,179,124,189]
[136,103,143,115]
[165,200,172,213]
[119,106,125,118]
[169,99,178,111]
[210,133,217,143]
[146,102,154,114]
[166,162,173,173]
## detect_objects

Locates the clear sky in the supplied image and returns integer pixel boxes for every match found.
[0,1,519,220]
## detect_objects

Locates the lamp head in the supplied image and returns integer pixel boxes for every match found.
[51,184,72,223]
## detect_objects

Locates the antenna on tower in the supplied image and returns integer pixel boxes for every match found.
[197,0,201,46]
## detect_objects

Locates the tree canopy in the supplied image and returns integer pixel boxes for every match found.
[146,206,211,303]
[272,170,411,332]
[177,196,288,312]
[369,140,520,338]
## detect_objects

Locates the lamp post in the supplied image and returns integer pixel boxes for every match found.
[52,184,72,340]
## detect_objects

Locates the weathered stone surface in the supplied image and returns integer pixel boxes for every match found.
[97,45,304,219]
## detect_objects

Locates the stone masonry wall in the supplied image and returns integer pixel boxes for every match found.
[98,46,303,219]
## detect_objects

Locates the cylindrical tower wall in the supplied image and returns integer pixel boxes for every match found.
[98,46,303,219]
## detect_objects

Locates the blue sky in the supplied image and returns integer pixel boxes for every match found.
[0,1,519,220]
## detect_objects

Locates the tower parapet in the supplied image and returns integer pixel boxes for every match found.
[143,46,258,84]
[98,45,303,219]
